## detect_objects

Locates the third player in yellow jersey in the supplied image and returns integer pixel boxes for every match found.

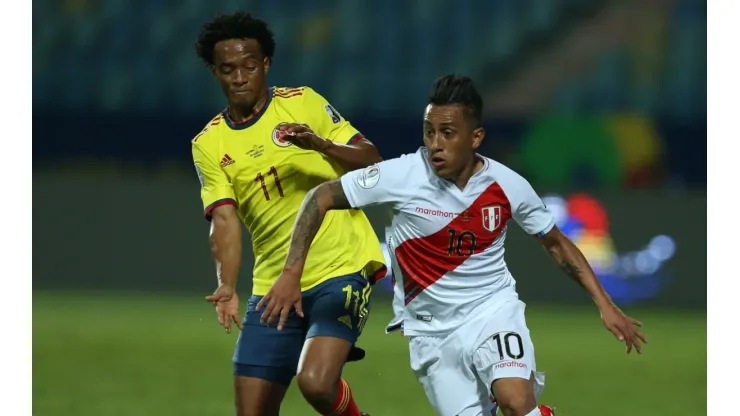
[192,12,382,416]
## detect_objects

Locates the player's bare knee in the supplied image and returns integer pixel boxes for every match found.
[497,398,536,416]
[233,377,283,416]
[296,369,336,404]
[235,397,279,416]
[492,379,536,416]
[235,407,276,416]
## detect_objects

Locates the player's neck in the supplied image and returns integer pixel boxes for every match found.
[453,157,484,190]
[227,91,268,123]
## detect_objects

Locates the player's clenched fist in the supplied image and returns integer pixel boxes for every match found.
[277,122,330,151]
[205,284,243,334]
[257,271,304,330]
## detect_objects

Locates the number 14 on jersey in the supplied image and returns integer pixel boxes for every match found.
[255,166,284,201]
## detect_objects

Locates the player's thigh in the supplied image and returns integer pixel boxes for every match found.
[298,273,371,379]
[472,300,540,405]
[233,376,287,416]
[304,272,372,344]
[409,335,489,416]
[232,295,305,410]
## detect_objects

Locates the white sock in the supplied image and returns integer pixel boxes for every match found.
[524,407,541,416]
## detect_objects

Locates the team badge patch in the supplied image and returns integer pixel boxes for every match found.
[324,104,342,124]
[356,165,380,189]
[272,127,294,148]
[481,206,502,232]
[194,164,205,188]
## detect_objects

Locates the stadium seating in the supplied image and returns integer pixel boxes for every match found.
[32,0,705,119]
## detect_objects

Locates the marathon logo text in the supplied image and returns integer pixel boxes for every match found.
[415,207,461,218]
[495,361,528,370]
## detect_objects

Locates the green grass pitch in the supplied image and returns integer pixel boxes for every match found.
[32,292,705,415]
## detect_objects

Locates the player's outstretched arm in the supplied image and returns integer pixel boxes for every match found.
[280,158,408,274]
[319,137,382,172]
[258,159,407,329]
[204,204,244,334]
[278,122,382,172]
[209,204,243,289]
[285,179,350,276]
[538,226,648,353]
[257,180,349,329]
[192,137,244,333]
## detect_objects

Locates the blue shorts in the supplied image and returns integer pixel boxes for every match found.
[233,272,372,386]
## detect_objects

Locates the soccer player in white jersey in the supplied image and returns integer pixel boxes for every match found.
[261,75,647,416]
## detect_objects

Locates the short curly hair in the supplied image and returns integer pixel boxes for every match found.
[195,12,276,66]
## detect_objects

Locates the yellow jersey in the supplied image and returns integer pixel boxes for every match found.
[191,86,386,296]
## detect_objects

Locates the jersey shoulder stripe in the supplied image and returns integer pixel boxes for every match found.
[192,113,224,143]
[274,86,305,99]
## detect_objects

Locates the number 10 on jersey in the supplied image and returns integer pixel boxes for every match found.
[255,166,284,201]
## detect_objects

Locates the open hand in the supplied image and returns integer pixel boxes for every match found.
[256,272,304,330]
[277,123,330,151]
[205,284,243,334]
[600,304,648,354]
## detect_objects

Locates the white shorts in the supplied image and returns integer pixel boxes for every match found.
[408,299,545,416]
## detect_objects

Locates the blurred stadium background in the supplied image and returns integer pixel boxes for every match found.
[32,0,706,415]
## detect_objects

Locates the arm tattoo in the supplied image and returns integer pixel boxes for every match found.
[325,180,352,210]
[284,193,321,269]
[543,231,611,304]
[555,250,591,291]
[558,258,583,280]
[283,180,350,269]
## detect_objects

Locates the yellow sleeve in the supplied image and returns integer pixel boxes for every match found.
[303,87,366,145]
[191,139,237,220]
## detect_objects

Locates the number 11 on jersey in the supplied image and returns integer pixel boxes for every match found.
[255,166,284,201]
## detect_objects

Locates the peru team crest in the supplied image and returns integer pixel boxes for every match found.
[481,206,502,232]
[271,127,293,147]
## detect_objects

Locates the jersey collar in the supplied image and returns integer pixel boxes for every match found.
[222,87,274,130]
[420,147,492,188]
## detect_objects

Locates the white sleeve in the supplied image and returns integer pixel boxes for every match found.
[340,156,412,210]
[507,174,555,237]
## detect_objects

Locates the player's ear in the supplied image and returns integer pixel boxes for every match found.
[263,57,270,74]
[471,127,485,150]
[210,65,217,77]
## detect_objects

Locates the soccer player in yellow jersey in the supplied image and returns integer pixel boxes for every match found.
[191,12,384,416]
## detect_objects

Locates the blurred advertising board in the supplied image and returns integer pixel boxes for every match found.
[33,171,705,308]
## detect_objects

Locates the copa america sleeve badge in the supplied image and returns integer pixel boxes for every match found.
[356,164,380,189]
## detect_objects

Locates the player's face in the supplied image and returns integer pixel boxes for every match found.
[423,104,484,179]
[212,38,270,108]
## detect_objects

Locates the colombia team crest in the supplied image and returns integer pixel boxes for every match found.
[271,127,293,148]
[481,206,502,232]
